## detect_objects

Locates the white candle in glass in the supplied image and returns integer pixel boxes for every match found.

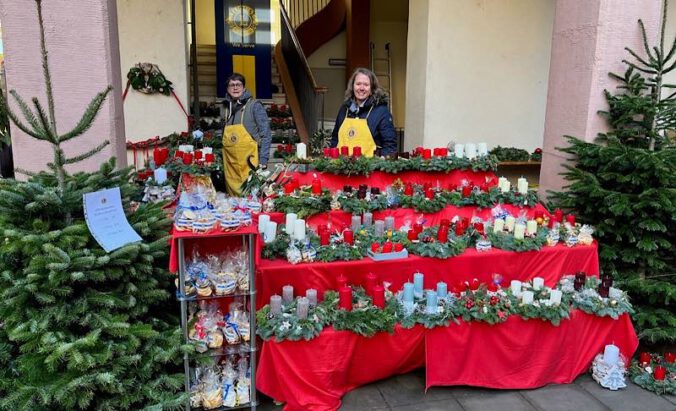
[296,143,307,159]
[454,143,465,158]
[285,213,297,234]
[264,221,277,243]
[603,344,620,365]
[532,277,545,290]
[505,215,516,232]
[478,142,488,156]
[293,219,306,241]
[517,177,528,194]
[282,285,294,304]
[306,289,318,306]
[549,289,562,305]
[501,180,511,193]
[514,223,526,240]
[493,219,505,233]
[522,290,534,304]
[465,143,477,159]
[526,220,538,235]
[270,295,282,315]
[258,214,270,234]
[510,280,522,296]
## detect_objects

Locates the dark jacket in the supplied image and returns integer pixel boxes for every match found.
[330,95,397,156]
[222,90,272,164]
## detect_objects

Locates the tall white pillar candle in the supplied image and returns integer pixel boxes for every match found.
[603,344,620,365]
[526,220,538,235]
[510,280,522,296]
[153,167,167,184]
[282,285,294,304]
[293,219,306,241]
[270,295,282,315]
[202,147,213,155]
[493,219,505,233]
[504,215,516,232]
[258,214,271,234]
[514,223,526,240]
[296,297,309,319]
[532,277,545,290]
[522,290,534,304]
[296,143,307,159]
[363,212,373,227]
[465,143,477,159]
[351,215,361,232]
[285,213,297,234]
[384,216,395,231]
[306,289,318,306]
[374,220,385,237]
[454,143,465,158]
[501,181,511,193]
[498,177,507,191]
[264,221,277,243]
[549,289,562,305]
[517,177,528,194]
[478,142,488,156]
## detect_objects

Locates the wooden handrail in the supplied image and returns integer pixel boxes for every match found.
[279,1,324,94]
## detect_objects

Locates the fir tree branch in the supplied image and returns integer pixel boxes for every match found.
[32,97,58,144]
[624,47,654,70]
[58,87,112,143]
[63,140,110,165]
[6,91,49,140]
[638,20,657,62]
[37,0,58,136]
[622,60,658,75]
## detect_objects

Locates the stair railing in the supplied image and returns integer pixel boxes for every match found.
[282,0,331,29]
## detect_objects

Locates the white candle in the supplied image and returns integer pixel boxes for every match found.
[517,177,528,194]
[501,181,511,193]
[264,221,277,243]
[526,220,538,235]
[351,215,361,232]
[270,295,282,315]
[498,177,507,191]
[296,297,309,319]
[465,143,477,159]
[282,285,294,304]
[185,144,194,153]
[603,344,620,365]
[454,143,465,158]
[478,142,488,156]
[258,214,270,234]
[293,219,306,240]
[493,219,505,233]
[549,289,562,305]
[505,215,516,232]
[306,289,318,306]
[153,167,167,184]
[532,277,545,290]
[522,290,534,304]
[363,212,373,227]
[202,147,213,155]
[374,220,385,237]
[285,213,297,235]
[510,280,522,296]
[514,223,526,240]
[609,287,622,300]
[384,216,395,231]
[296,143,307,159]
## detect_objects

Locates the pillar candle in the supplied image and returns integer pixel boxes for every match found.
[422,149,432,160]
[664,352,675,364]
[282,285,294,304]
[384,216,395,231]
[549,289,562,305]
[285,213,297,234]
[194,150,203,160]
[639,352,651,365]
[521,290,534,304]
[554,209,564,223]
[437,282,448,298]
[294,219,306,241]
[437,226,449,243]
[501,180,511,193]
[258,214,271,234]
[185,145,194,152]
[330,147,339,158]
[498,177,507,192]
[264,222,277,244]
[514,223,526,240]
[336,274,348,288]
[517,177,528,194]
[153,167,167,184]
[270,295,282,316]
[478,142,488,156]
[340,146,349,156]
[407,229,417,241]
[296,297,309,319]
[654,366,667,380]
[372,285,385,308]
[353,146,362,157]
[510,280,522,295]
[426,290,438,314]
[339,286,352,311]
[319,229,330,246]
[413,272,424,296]
[363,212,373,227]
[454,143,464,158]
[311,178,322,195]
[202,147,213,155]
[566,214,576,226]
[296,143,307,159]
[493,219,505,233]
[374,220,385,237]
[182,152,193,165]
[365,272,378,295]
[343,229,354,245]
[306,289,318,306]
[465,143,477,159]
[603,344,620,366]
[205,153,215,163]
[532,277,545,290]
[351,215,361,232]
[526,220,538,235]
[403,282,414,303]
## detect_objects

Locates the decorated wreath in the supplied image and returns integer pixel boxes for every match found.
[127,63,174,96]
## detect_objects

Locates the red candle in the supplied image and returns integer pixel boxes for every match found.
[372,285,385,309]
[311,178,322,195]
[182,152,193,165]
[462,185,472,198]
[320,230,330,246]
[566,214,576,226]
[340,146,349,156]
[394,243,404,252]
[337,274,348,288]
[440,219,451,228]
[473,222,485,235]
[422,149,432,160]
[437,226,449,243]
[204,153,214,164]
[554,209,564,223]
[365,272,378,295]
[665,352,675,364]
[534,210,545,219]
[439,148,448,157]
[323,148,331,156]
[470,278,480,291]
[414,146,424,155]
[194,150,203,160]
[339,286,353,311]
[404,183,414,196]
[343,229,354,245]
[639,352,651,365]
[175,150,185,159]
[455,224,466,236]
[382,241,393,253]
[370,242,380,253]
[285,144,293,153]
[413,223,423,234]
[653,366,666,381]
[425,188,435,199]
[330,147,340,158]
[153,148,163,166]
[353,146,362,157]
[433,148,440,156]
[407,229,417,241]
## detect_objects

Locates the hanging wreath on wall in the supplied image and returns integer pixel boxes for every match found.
[126,63,173,96]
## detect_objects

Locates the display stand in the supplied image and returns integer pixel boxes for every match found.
[176,229,258,410]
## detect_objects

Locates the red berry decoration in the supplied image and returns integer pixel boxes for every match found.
[465,299,474,309]
[489,296,500,306]
[394,243,404,252]
[382,241,393,253]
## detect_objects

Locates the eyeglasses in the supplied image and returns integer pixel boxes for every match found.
[228,83,244,89]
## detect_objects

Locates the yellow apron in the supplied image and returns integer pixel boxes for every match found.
[337,106,377,157]
[222,102,258,196]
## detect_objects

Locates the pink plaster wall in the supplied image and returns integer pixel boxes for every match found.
[539,0,662,198]
[0,0,126,177]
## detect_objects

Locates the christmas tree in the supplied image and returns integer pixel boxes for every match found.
[0,1,186,409]
[551,1,675,344]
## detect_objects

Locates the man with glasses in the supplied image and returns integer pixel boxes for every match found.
[220,73,271,195]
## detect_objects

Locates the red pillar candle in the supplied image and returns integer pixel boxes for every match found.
[312,178,322,195]
[182,152,193,165]
[407,229,417,241]
[455,224,466,236]
[665,352,675,364]
[566,214,576,226]
[320,230,330,246]
[433,148,440,156]
[194,150,203,160]
[323,148,331,156]
[205,153,215,164]
[175,150,185,159]
[413,223,423,234]
[365,272,378,295]
[462,185,472,198]
[425,187,435,199]
[330,147,340,158]
[422,149,432,159]
[336,274,348,288]
[339,286,353,311]
[353,146,362,157]
[639,352,651,365]
[437,226,449,243]
[404,183,414,196]
[340,146,349,156]
[554,209,564,223]
[394,243,404,252]
[153,148,163,166]
[653,366,666,381]
[440,219,451,228]
[439,148,448,157]
[372,285,385,308]
[343,229,354,245]
[382,241,393,253]
[473,222,485,235]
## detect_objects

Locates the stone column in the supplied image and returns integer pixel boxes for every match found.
[0,0,126,176]
[539,0,662,198]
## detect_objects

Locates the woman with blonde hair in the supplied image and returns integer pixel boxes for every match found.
[330,67,397,157]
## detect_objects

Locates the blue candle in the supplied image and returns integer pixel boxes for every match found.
[403,282,414,303]
[436,282,447,298]
[426,290,438,314]
[413,272,424,296]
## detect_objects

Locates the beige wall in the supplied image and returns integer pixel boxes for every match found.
[405,0,555,151]
[117,0,189,148]
[308,32,347,123]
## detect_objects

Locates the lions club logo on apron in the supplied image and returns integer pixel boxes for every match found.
[347,127,357,139]
[229,134,238,143]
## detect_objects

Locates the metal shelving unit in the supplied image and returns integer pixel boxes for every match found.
[177,231,258,410]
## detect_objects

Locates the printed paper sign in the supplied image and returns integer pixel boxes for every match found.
[83,187,142,252]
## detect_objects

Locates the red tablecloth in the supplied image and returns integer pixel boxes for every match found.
[257,325,426,411]
[256,243,598,309]
[256,312,638,411]
[292,170,496,191]
[425,311,638,389]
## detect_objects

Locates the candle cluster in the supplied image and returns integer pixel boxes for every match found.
[453,143,489,159]
[335,273,386,310]
[510,278,563,306]
[174,144,215,165]
[270,285,319,320]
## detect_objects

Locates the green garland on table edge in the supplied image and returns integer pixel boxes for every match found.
[487,227,549,252]
[489,146,530,162]
[256,298,329,341]
[507,285,572,326]
[311,154,499,175]
[273,188,332,219]
[337,193,390,214]
[560,276,634,319]
[323,289,398,337]
[628,357,676,395]
[405,226,468,259]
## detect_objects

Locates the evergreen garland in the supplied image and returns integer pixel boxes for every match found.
[453,287,512,325]
[405,227,468,259]
[273,188,332,219]
[487,228,549,252]
[337,193,389,214]
[550,3,675,344]
[508,286,572,326]
[310,154,499,175]
[255,300,328,341]
[324,290,398,337]
[629,357,676,395]
[399,193,449,213]
[489,146,531,162]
